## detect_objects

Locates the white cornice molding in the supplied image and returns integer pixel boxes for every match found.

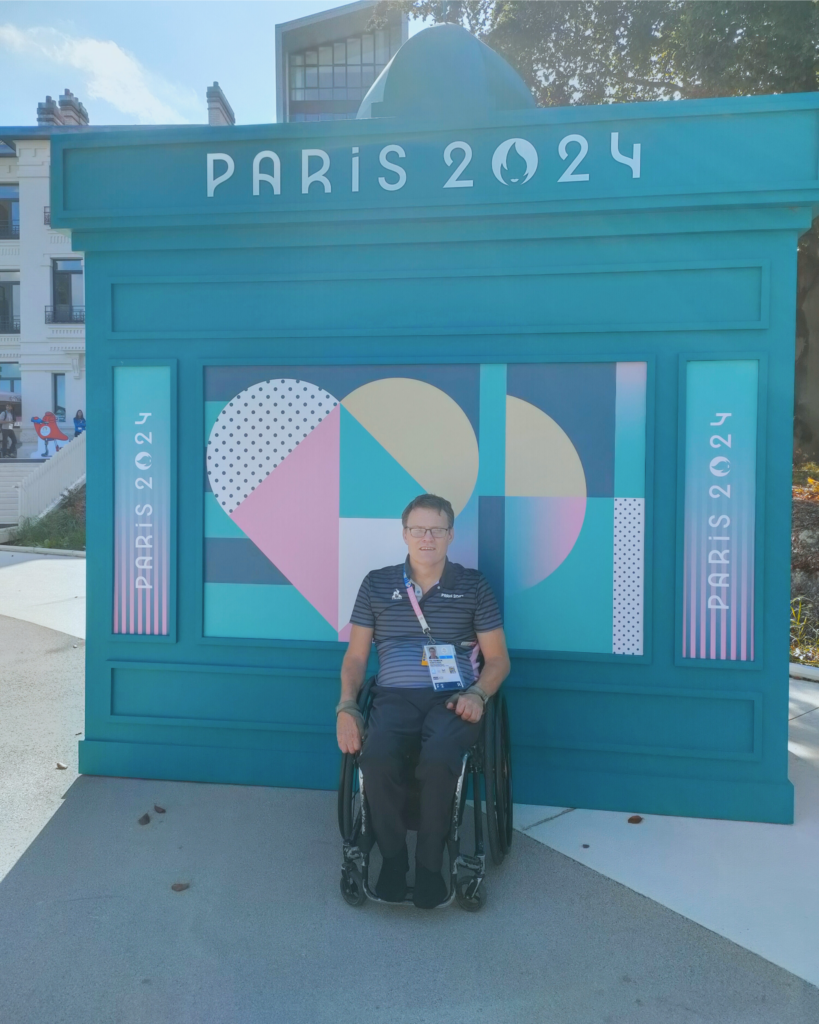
[46,327,85,340]
[0,244,20,259]
[49,342,85,353]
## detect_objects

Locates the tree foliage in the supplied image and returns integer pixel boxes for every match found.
[376,1,819,106]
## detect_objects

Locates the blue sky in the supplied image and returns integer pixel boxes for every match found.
[0,1,427,127]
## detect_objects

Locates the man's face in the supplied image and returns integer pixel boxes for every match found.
[403,507,453,568]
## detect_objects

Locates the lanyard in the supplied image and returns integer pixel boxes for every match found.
[403,567,436,643]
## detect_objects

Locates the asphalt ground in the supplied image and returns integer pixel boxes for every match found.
[1,614,818,1023]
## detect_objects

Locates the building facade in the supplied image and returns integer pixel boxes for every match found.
[275,0,406,123]
[0,85,236,457]
[0,99,88,455]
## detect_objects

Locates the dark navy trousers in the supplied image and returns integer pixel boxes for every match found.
[358,685,481,872]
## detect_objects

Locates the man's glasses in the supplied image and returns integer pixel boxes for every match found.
[406,527,451,538]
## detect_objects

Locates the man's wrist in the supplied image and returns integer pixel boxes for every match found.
[335,699,365,726]
[464,684,490,705]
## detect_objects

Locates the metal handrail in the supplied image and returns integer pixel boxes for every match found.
[0,225,19,239]
[44,206,50,226]
[45,305,85,324]
[0,317,20,333]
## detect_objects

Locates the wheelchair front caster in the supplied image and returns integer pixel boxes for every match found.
[455,877,485,912]
[340,865,367,907]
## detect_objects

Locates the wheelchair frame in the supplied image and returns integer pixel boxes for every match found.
[338,677,513,911]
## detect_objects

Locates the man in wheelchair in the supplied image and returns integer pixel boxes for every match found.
[336,493,510,909]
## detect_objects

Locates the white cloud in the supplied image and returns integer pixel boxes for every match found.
[0,24,198,124]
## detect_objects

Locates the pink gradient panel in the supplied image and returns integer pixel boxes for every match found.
[231,406,340,628]
[504,496,587,595]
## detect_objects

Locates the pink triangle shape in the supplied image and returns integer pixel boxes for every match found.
[230,406,339,629]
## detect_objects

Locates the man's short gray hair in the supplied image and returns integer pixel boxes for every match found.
[401,494,454,529]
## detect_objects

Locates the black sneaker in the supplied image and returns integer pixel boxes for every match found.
[412,861,448,909]
[375,845,409,903]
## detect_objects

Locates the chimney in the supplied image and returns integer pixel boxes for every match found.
[58,89,89,126]
[37,95,63,126]
[207,82,235,127]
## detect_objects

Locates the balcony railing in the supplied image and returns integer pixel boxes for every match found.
[44,206,50,226]
[45,305,85,324]
[0,225,19,240]
[0,316,20,333]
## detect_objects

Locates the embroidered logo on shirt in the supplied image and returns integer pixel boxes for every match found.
[439,593,464,599]
[391,589,403,600]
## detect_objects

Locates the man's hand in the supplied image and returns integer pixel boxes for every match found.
[446,692,483,723]
[337,711,363,754]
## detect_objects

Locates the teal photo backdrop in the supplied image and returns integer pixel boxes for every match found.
[50,88,819,822]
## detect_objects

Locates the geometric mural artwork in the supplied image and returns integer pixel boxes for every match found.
[204,362,647,655]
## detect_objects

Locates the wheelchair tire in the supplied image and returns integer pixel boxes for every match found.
[455,877,485,912]
[491,693,512,857]
[340,865,367,907]
[498,693,514,851]
[482,698,505,866]
[338,753,360,843]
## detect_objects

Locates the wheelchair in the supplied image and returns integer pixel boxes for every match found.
[338,677,513,911]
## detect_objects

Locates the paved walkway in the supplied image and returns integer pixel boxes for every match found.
[0,550,85,638]
[2,562,819,1019]
[514,680,819,989]
[1,770,818,1023]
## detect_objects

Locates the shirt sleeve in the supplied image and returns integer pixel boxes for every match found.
[349,573,376,629]
[474,573,503,633]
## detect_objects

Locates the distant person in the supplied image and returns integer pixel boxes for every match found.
[0,403,16,458]
[73,409,86,437]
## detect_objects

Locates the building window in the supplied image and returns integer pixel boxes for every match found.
[0,271,20,333]
[48,259,85,323]
[0,363,21,394]
[288,24,402,118]
[0,186,19,240]
[52,373,66,421]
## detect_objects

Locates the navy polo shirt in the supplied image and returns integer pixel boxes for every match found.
[350,558,503,688]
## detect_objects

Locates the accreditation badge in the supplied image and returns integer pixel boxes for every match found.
[423,644,464,691]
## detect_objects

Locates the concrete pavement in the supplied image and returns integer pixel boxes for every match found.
[0,613,84,881]
[2,562,819,1020]
[0,550,85,639]
[515,679,819,989]
[1,770,818,1024]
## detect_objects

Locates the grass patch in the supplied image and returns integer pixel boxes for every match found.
[10,485,86,551]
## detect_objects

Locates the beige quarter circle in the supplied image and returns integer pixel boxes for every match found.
[505,395,587,497]
[341,378,479,516]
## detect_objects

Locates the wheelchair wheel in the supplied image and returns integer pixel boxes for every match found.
[483,695,513,865]
[338,752,361,843]
[493,692,511,851]
[340,864,367,907]
[482,699,503,865]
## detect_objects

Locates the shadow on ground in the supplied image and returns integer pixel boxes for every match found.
[0,775,817,1024]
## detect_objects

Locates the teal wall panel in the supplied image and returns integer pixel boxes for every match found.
[204,582,339,641]
[109,264,764,336]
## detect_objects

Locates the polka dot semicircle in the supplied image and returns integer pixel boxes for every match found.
[206,379,338,515]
